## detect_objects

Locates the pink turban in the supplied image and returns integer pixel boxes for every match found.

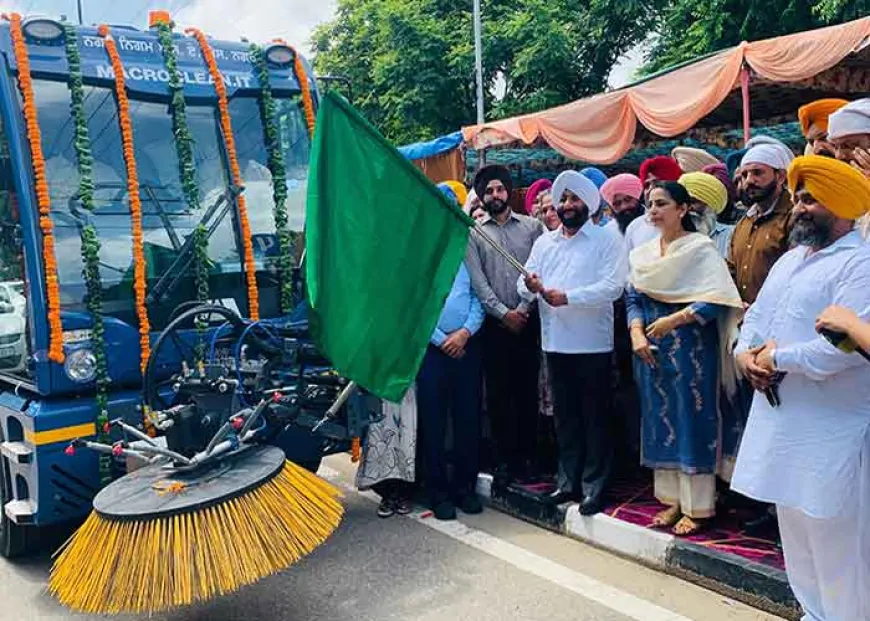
[523,179,552,215]
[600,173,643,206]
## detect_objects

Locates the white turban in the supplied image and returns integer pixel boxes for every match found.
[827,99,870,141]
[746,135,790,151]
[552,170,601,215]
[741,143,794,171]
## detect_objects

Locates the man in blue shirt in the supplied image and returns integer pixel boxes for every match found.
[418,185,486,521]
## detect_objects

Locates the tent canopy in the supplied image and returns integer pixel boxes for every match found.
[462,17,870,164]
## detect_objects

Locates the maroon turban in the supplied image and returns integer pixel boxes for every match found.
[702,163,738,207]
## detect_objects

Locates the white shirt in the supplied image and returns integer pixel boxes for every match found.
[518,221,627,354]
[731,230,870,518]
[623,213,659,255]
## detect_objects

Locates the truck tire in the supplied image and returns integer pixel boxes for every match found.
[0,431,34,558]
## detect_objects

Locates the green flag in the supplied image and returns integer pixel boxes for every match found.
[305,92,474,403]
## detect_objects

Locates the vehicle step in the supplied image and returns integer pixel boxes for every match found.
[0,441,32,464]
[4,499,35,525]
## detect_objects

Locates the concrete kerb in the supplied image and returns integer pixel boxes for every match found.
[476,473,802,620]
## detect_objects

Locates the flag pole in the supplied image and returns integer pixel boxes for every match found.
[471,223,530,277]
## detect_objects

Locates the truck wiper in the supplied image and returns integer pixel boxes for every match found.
[146,185,242,306]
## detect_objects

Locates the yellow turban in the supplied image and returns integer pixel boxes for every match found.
[798,99,849,138]
[787,155,870,220]
[442,181,468,209]
[678,172,728,214]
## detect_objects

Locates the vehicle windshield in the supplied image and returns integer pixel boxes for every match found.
[31,78,310,328]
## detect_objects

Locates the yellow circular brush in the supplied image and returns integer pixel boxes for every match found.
[49,446,343,615]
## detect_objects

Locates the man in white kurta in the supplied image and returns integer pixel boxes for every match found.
[732,155,870,621]
[518,170,627,514]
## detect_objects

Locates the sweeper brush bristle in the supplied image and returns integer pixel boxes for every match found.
[48,461,344,615]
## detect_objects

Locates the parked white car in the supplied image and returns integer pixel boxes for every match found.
[0,286,25,373]
[0,280,25,316]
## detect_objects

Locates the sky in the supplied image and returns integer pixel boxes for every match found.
[15,0,337,53]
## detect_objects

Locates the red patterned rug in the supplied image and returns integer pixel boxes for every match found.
[508,471,785,571]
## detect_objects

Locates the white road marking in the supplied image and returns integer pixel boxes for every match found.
[319,465,695,621]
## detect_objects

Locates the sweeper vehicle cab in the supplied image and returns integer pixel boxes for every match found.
[0,11,375,560]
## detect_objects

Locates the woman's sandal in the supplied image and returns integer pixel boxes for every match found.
[672,515,705,536]
[651,505,682,528]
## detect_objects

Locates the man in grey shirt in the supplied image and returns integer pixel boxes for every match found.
[466,165,544,482]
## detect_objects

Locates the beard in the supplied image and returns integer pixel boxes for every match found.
[615,207,643,233]
[690,210,719,238]
[558,206,589,230]
[790,213,834,248]
[743,180,778,206]
[484,198,509,215]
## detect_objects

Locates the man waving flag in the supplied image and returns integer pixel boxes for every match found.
[305,92,476,402]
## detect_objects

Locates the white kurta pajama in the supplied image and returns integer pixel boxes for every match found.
[732,230,870,621]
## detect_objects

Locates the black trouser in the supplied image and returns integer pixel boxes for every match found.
[612,298,640,464]
[481,316,540,475]
[547,352,613,500]
[417,338,482,505]
[371,480,415,502]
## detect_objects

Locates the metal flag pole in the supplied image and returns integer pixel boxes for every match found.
[471,222,530,277]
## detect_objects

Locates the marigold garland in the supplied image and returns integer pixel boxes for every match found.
[278,39,317,141]
[5,13,65,363]
[64,23,112,482]
[187,28,259,320]
[98,25,151,373]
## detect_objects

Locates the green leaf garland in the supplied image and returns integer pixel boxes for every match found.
[250,44,295,313]
[64,23,111,483]
[157,22,210,353]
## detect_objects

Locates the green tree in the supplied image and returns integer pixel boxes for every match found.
[643,0,869,75]
[311,0,656,144]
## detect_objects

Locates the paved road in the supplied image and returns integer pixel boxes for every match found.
[0,457,784,621]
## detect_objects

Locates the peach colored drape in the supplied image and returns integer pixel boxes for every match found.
[462,17,870,164]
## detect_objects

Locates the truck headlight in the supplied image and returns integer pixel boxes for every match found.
[22,17,64,42]
[64,348,97,383]
[265,43,294,67]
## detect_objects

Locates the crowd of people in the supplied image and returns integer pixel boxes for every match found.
[356,97,870,620]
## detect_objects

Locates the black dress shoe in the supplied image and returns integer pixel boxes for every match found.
[742,509,779,539]
[545,489,574,505]
[579,495,604,516]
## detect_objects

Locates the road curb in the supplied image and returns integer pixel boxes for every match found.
[476,473,801,620]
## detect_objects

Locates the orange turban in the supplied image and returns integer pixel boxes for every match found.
[798,99,849,138]
[787,155,870,220]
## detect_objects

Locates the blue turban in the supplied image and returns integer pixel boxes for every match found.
[579,167,608,189]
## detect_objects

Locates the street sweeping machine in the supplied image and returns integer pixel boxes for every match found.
[0,9,375,613]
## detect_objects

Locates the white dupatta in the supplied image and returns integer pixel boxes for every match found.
[629,233,744,398]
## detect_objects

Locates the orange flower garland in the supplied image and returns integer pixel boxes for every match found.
[294,53,317,140]
[5,13,65,363]
[272,39,317,140]
[270,39,317,140]
[98,25,151,373]
[187,28,259,320]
